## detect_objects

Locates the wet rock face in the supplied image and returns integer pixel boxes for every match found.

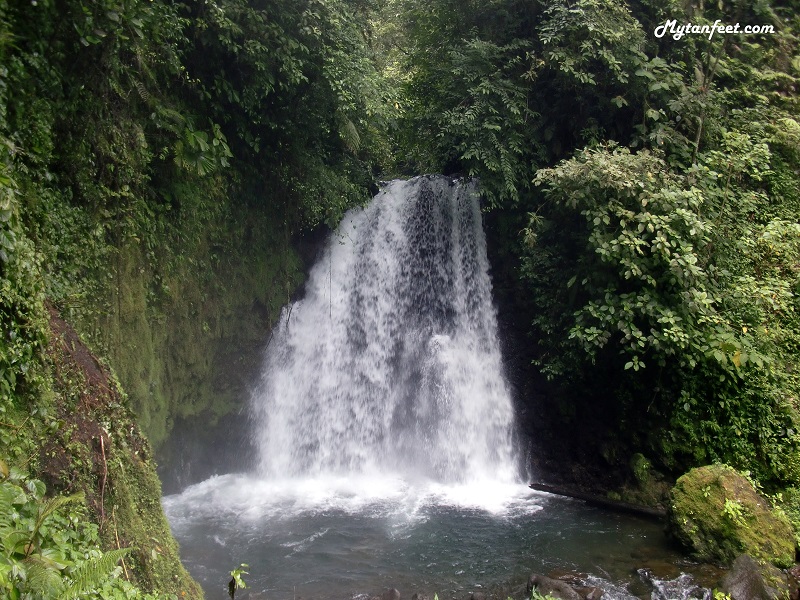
[721,554,789,600]
[667,464,795,567]
[526,575,582,600]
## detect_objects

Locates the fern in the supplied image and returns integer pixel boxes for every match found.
[339,115,361,154]
[59,548,131,599]
[24,555,66,598]
[133,79,151,103]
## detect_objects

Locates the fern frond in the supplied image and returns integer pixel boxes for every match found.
[59,548,131,599]
[38,492,84,525]
[339,116,360,154]
[134,79,151,103]
[24,555,66,597]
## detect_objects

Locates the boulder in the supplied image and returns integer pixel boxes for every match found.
[667,464,795,567]
[583,587,603,600]
[526,574,582,600]
[721,554,789,600]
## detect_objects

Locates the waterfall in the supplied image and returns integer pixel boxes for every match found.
[251,176,517,483]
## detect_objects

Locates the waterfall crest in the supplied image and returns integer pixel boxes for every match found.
[252,176,517,483]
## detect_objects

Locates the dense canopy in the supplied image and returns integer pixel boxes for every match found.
[0,0,799,596]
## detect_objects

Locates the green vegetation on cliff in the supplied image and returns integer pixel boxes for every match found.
[0,0,386,594]
[2,0,800,590]
[386,0,800,494]
[4,0,386,452]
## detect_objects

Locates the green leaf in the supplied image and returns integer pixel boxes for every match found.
[59,548,131,599]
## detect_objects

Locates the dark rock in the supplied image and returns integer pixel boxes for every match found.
[470,592,486,600]
[721,554,789,600]
[527,574,582,600]
[381,589,401,600]
[788,564,800,600]
[583,587,603,600]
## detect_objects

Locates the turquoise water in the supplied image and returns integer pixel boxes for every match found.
[163,474,705,600]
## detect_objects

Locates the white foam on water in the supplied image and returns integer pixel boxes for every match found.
[163,473,544,533]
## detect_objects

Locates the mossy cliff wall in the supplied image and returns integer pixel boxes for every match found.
[112,223,302,487]
[107,228,299,447]
[40,307,203,597]
[62,201,308,489]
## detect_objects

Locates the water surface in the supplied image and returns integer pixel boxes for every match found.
[164,475,689,600]
[165,179,711,600]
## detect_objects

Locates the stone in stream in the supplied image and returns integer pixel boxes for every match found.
[371,588,401,600]
[583,588,603,600]
[721,554,790,600]
[639,570,708,599]
[526,574,582,600]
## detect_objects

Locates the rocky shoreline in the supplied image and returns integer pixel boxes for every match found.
[334,556,797,600]
[238,540,795,600]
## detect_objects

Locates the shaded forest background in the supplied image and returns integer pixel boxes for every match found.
[1,0,800,596]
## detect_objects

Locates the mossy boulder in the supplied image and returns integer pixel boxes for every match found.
[721,554,790,600]
[667,464,795,567]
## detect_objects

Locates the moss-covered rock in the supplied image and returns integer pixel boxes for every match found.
[667,464,795,568]
[631,453,652,485]
[721,554,790,600]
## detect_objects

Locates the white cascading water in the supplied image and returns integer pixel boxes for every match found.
[251,175,517,483]
[163,177,686,600]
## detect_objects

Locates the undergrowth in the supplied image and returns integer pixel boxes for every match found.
[0,465,175,599]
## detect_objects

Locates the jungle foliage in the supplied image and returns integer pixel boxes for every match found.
[387,0,800,491]
[2,0,800,593]
[0,0,392,451]
[0,468,161,600]
[0,0,387,595]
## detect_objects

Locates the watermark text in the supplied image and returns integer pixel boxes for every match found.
[654,19,775,41]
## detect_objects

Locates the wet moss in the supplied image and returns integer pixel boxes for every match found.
[41,308,203,597]
[86,207,303,452]
[618,453,670,509]
[667,464,795,568]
